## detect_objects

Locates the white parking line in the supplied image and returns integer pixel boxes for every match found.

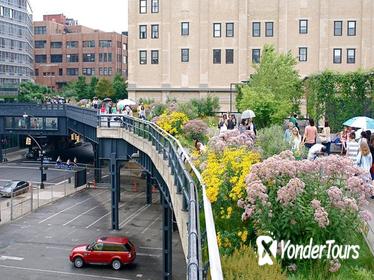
[0,264,133,280]
[62,198,111,226]
[139,246,162,250]
[141,216,160,234]
[85,192,144,229]
[38,190,108,224]
[136,253,161,257]
[0,256,24,261]
[55,179,68,186]
[119,204,151,227]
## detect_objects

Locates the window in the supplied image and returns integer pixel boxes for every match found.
[333,48,342,64]
[66,54,79,62]
[181,22,189,36]
[347,48,356,64]
[99,40,112,48]
[252,49,260,63]
[265,22,273,37]
[299,20,308,34]
[35,55,46,63]
[50,54,63,63]
[252,22,260,37]
[99,53,112,62]
[226,49,234,64]
[298,47,307,62]
[66,68,79,76]
[334,21,342,36]
[83,40,95,48]
[181,48,189,62]
[66,41,78,48]
[45,118,58,130]
[50,41,62,48]
[34,26,46,34]
[151,24,159,39]
[139,50,147,64]
[347,21,356,36]
[151,0,159,13]
[139,0,147,14]
[151,50,159,64]
[213,23,221,37]
[82,68,96,76]
[30,118,43,130]
[59,68,63,76]
[226,23,234,37]
[83,53,95,62]
[213,49,221,64]
[139,25,147,39]
[34,40,46,48]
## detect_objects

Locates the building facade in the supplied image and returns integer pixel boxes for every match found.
[128,0,374,111]
[33,15,128,91]
[0,0,33,98]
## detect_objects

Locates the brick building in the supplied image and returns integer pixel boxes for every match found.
[33,14,128,91]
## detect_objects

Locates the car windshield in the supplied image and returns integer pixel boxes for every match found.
[2,182,15,189]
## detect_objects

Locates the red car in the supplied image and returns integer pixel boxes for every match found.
[69,236,136,270]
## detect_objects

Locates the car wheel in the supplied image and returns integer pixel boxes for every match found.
[74,257,84,268]
[111,259,122,270]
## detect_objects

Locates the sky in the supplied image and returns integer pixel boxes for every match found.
[29,0,128,33]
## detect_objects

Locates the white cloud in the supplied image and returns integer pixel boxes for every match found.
[29,0,128,33]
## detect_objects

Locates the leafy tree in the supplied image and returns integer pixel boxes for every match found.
[95,78,113,99]
[238,44,302,128]
[18,81,54,103]
[112,73,128,101]
[89,77,99,99]
[74,76,89,100]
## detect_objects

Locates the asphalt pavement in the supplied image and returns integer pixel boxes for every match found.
[0,188,186,280]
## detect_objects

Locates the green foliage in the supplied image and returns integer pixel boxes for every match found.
[95,78,113,99]
[255,125,291,158]
[190,96,220,117]
[17,81,55,103]
[177,102,199,119]
[219,245,286,280]
[112,73,128,101]
[183,119,209,141]
[238,45,302,128]
[306,70,374,132]
[138,97,154,105]
[152,103,167,117]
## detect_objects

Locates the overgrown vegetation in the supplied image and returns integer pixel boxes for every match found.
[255,125,291,159]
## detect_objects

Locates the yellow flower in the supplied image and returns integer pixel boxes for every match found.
[237,231,242,237]
[217,233,222,247]
[241,230,248,242]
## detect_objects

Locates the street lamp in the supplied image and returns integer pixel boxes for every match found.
[23,114,46,189]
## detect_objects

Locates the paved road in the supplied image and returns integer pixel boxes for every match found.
[0,188,185,280]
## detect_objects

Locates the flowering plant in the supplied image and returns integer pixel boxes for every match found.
[239,152,374,269]
[156,112,189,135]
[208,129,256,152]
[183,119,209,141]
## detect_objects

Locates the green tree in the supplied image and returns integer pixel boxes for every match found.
[95,78,114,99]
[18,81,54,103]
[238,44,302,128]
[112,74,128,101]
[89,77,99,99]
[74,76,90,100]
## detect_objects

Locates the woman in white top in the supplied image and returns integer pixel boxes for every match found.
[291,127,302,151]
[356,140,373,173]
[319,121,331,155]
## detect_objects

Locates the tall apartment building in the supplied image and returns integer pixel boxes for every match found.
[33,14,128,91]
[0,0,33,99]
[128,0,374,111]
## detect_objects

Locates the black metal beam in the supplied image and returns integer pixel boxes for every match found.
[110,153,119,230]
[146,172,152,204]
[162,188,173,280]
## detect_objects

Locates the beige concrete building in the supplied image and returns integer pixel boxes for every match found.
[128,0,374,111]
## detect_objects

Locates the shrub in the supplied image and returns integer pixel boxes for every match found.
[191,96,220,117]
[183,119,208,141]
[255,125,291,159]
[239,152,374,271]
[151,104,167,117]
[220,245,286,280]
[177,102,199,119]
[156,112,189,135]
[208,129,256,152]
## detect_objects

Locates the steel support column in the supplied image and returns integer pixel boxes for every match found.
[116,162,121,202]
[162,188,172,280]
[110,153,119,230]
[146,172,152,204]
[93,144,102,183]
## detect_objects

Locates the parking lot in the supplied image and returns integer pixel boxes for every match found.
[0,188,186,280]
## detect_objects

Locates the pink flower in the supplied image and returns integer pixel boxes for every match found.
[311,199,321,209]
[288,263,297,272]
[329,259,341,273]
[359,210,372,222]
[327,186,343,208]
[277,178,305,206]
[314,206,329,228]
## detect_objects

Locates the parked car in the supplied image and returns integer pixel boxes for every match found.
[69,236,136,270]
[0,181,30,198]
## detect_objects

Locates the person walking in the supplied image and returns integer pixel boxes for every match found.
[302,119,317,149]
[290,114,299,130]
[346,132,360,164]
[319,121,331,155]
[284,122,294,143]
[356,140,372,174]
[291,127,302,152]
[227,114,237,130]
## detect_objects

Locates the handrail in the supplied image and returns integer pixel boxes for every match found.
[97,114,223,280]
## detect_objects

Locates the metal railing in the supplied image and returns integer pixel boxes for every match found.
[98,114,223,280]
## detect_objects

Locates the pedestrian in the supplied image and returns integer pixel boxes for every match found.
[319,121,331,155]
[247,118,256,135]
[291,127,302,152]
[66,158,72,169]
[369,135,374,179]
[239,119,247,133]
[100,103,106,114]
[302,119,317,149]
[356,140,372,174]
[92,97,98,109]
[307,143,326,160]
[56,156,62,168]
[218,114,228,132]
[139,105,146,120]
[284,122,294,143]
[73,157,78,167]
[340,126,350,154]
[195,139,206,154]
[346,132,359,164]
[227,114,237,130]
